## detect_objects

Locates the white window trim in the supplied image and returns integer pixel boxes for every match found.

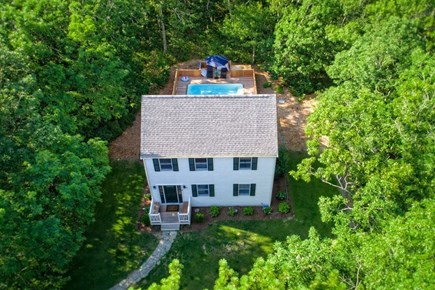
[239,157,252,170]
[194,158,208,171]
[197,184,210,196]
[159,158,173,171]
[238,184,251,196]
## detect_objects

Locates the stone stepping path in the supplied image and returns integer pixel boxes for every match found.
[110,231,177,290]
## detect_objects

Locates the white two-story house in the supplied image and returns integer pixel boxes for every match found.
[140,94,278,230]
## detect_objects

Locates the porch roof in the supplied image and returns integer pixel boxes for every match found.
[140,94,278,158]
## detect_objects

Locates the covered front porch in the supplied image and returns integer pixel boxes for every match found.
[149,197,191,231]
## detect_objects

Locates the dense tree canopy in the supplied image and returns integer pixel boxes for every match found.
[1,0,433,288]
[0,0,263,287]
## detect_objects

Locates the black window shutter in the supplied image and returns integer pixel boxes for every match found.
[159,186,165,202]
[233,184,239,196]
[153,159,160,171]
[191,185,198,197]
[252,157,258,170]
[208,158,214,171]
[177,185,183,202]
[189,158,195,171]
[172,159,179,171]
[250,184,256,196]
[233,158,239,170]
[209,184,215,197]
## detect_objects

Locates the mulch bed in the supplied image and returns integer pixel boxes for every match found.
[137,176,293,234]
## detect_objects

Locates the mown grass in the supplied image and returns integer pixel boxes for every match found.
[139,152,338,289]
[64,160,158,290]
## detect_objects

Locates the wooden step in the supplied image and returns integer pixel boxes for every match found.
[161,223,180,231]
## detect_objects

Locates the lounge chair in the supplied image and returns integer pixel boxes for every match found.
[206,65,214,78]
[220,68,228,79]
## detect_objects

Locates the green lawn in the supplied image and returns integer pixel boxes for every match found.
[139,152,338,289]
[64,161,158,290]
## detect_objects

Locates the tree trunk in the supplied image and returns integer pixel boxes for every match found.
[158,5,167,53]
[227,0,232,17]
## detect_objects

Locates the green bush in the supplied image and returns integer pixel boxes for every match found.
[194,212,204,223]
[278,202,290,214]
[263,206,272,215]
[275,86,284,94]
[243,207,254,216]
[142,206,150,226]
[142,214,150,226]
[228,207,238,217]
[210,206,220,218]
[275,147,291,178]
[276,191,287,200]
[263,81,272,88]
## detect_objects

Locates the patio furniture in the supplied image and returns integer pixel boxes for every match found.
[220,68,228,79]
[206,65,214,78]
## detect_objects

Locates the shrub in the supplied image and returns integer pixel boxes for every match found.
[142,213,150,226]
[142,206,150,226]
[243,207,254,216]
[263,81,272,88]
[210,206,220,218]
[263,206,272,215]
[275,147,291,178]
[194,212,204,223]
[228,207,238,217]
[276,191,287,200]
[278,202,290,214]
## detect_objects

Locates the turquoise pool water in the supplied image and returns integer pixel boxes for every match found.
[187,83,244,95]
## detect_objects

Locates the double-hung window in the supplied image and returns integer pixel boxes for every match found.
[191,184,215,197]
[194,158,208,170]
[152,158,179,172]
[197,185,210,196]
[239,158,252,169]
[189,158,214,171]
[233,157,258,170]
[159,159,173,171]
[233,184,256,196]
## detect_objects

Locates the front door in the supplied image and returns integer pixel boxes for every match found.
[159,185,183,204]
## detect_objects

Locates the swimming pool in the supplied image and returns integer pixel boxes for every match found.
[187,83,244,95]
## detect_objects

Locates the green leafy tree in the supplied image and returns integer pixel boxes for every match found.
[148,259,183,290]
[293,17,433,230]
[0,5,111,286]
[271,0,346,95]
[220,2,275,64]
[214,259,240,289]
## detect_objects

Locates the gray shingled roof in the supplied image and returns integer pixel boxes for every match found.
[140,95,278,158]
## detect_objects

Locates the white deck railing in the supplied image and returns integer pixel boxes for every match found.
[148,197,191,226]
[149,199,161,225]
[178,197,191,225]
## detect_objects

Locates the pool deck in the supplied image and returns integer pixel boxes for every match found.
[174,76,256,95]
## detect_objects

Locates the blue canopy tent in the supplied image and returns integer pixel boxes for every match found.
[205,55,229,70]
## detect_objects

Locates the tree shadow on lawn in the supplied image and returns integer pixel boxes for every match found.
[64,161,158,290]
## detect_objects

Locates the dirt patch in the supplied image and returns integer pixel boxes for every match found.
[276,93,316,151]
[255,69,316,151]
